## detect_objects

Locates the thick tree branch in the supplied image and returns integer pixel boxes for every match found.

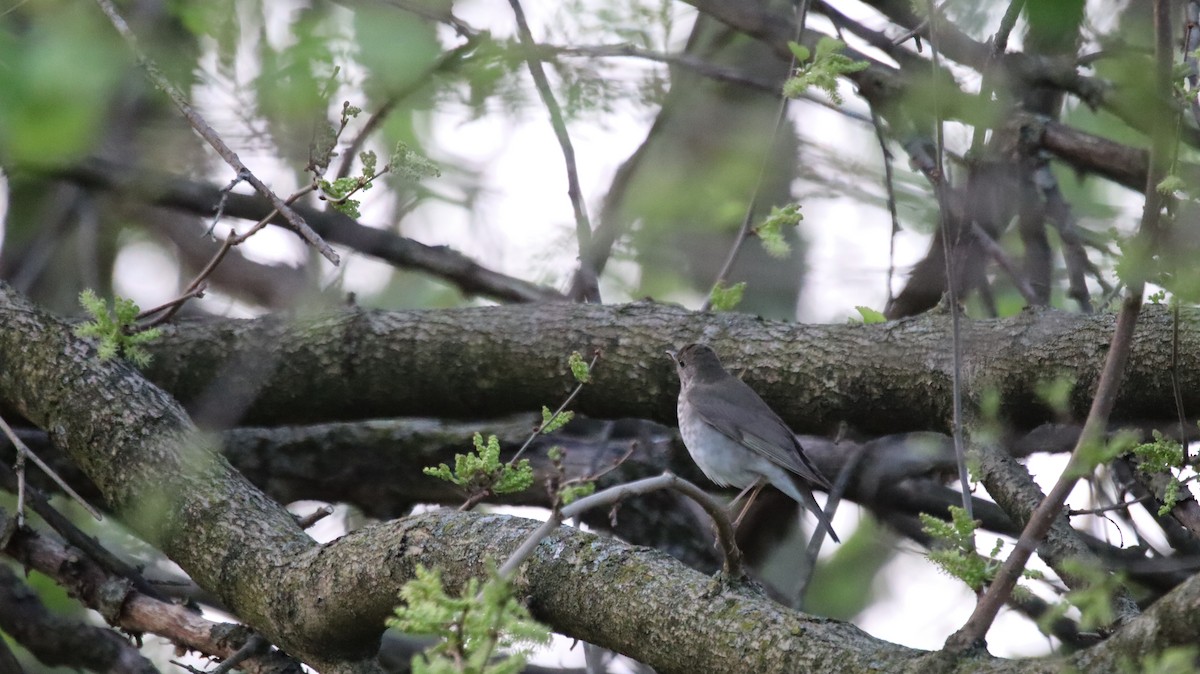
[127,302,1200,435]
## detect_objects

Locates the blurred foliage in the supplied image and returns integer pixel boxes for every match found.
[0,7,125,165]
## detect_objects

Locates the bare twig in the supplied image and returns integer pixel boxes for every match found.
[0,562,154,674]
[336,39,479,180]
[946,293,1144,651]
[134,283,208,326]
[295,505,335,530]
[970,222,1040,304]
[870,108,901,306]
[56,158,565,304]
[549,43,775,91]
[0,461,165,601]
[927,0,974,529]
[1067,495,1152,517]
[91,0,339,265]
[7,521,298,673]
[135,184,320,328]
[1172,309,1192,465]
[506,0,596,301]
[498,473,743,579]
[968,0,1026,154]
[1184,1,1200,127]
[794,441,865,608]
[0,415,100,521]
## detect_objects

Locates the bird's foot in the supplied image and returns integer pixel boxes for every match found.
[703,568,757,599]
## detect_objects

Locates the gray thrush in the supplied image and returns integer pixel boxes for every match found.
[669,343,839,542]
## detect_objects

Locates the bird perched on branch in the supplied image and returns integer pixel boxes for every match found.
[668,343,839,542]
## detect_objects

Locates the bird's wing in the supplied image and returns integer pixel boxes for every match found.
[690,379,833,490]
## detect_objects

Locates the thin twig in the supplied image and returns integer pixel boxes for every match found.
[794,442,865,608]
[870,107,901,307]
[91,0,339,265]
[497,473,743,580]
[133,283,208,325]
[0,415,101,521]
[1184,1,1200,127]
[203,634,269,674]
[506,0,596,301]
[1171,302,1190,463]
[968,0,1026,154]
[700,0,811,311]
[1067,495,1152,517]
[946,294,1144,652]
[970,222,1040,304]
[549,43,775,91]
[295,505,335,530]
[134,185,318,330]
[927,0,974,529]
[0,462,165,600]
[335,39,479,180]
[508,351,601,465]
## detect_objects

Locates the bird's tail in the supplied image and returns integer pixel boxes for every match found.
[799,487,839,544]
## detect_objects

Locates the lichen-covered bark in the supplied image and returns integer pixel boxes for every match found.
[138,302,1200,435]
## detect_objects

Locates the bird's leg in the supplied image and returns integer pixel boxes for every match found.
[729,480,767,529]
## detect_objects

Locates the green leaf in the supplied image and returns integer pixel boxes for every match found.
[755,204,802,258]
[855,306,886,324]
[781,37,868,105]
[1133,430,1185,473]
[1034,375,1076,416]
[423,433,533,496]
[787,41,810,62]
[560,481,595,505]
[568,351,592,384]
[1157,173,1186,196]
[540,406,574,434]
[390,142,441,180]
[708,281,746,312]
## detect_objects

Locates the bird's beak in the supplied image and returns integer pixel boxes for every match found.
[665,349,678,362]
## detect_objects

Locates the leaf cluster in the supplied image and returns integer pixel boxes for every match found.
[753,203,802,258]
[74,290,161,367]
[317,141,440,218]
[1132,430,1188,515]
[424,433,534,496]
[920,507,1037,596]
[388,565,551,674]
[782,38,868,105]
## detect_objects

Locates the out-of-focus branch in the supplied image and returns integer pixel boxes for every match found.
[4,521,301,674]
[49,158,565,304]
[507,0,597,302]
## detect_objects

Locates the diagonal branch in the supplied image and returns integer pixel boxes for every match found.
[507,0,597,301]
[91,0,339,265]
